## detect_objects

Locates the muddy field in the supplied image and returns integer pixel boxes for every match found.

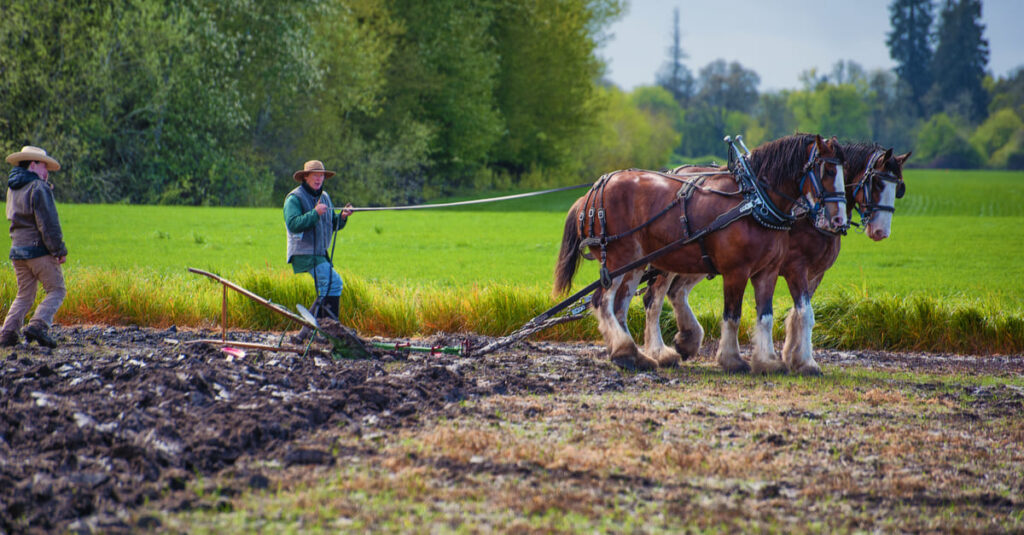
[2,324,1022,533]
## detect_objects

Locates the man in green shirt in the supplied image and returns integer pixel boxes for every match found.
[284,160,353,334]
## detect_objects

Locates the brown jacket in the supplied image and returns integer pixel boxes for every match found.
[6,167,67,259]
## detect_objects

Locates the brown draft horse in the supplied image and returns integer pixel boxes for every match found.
[554,134,847,372]
[640,143,910,375]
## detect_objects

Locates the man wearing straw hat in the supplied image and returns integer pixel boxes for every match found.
[284,160,353,341]
[1,146,68,348]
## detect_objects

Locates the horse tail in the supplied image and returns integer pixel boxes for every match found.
[553,201,582,296]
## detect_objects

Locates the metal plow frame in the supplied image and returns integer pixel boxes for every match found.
[186,267,372,359]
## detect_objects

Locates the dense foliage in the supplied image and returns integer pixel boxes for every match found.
[0,0,632,206]
[1,0,1022,207]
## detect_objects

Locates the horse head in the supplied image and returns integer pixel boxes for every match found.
[801,135,848,234]
[849,148,910,241]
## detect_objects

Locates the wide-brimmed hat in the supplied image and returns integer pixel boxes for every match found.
[293,160,336,182]
[6,146,60,171]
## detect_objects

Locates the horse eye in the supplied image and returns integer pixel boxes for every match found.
[896,182,906,199]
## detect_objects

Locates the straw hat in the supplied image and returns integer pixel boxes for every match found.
[6,146,60,171]
[293,160,335,182]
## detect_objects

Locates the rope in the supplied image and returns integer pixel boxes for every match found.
[346,183,593,212]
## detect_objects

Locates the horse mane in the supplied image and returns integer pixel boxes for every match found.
[746,134,818,189]
[840,141,885,178]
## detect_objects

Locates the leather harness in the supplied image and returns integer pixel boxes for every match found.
[576,145,840,290]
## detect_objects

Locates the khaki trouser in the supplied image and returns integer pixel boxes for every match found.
[1,255,67,333]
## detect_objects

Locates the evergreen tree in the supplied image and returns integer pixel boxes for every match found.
[886,0,934,116]
[655,7,693,107]
[930,0,989,121]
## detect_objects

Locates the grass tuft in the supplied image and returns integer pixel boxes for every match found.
[2,267,1020,354]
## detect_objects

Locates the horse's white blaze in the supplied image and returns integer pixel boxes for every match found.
[866,180,896,240]
[833,165,847,227]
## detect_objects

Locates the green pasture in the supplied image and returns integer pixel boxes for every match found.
[1,169,1022,352]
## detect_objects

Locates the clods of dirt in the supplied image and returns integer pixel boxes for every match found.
[0,325,617,533]
[1,324,1020,533]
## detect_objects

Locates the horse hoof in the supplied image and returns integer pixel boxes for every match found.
[793,362,823,377]
[611,354,637,371]
[673,331,702,361]
[718,358,750,373]
[655,348,682,368]
[611,350,659,371]
[751,359,787,375]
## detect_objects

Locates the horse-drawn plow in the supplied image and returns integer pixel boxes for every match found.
[185,267,601,360]
[184,133,904,372]
[186,267,469,359]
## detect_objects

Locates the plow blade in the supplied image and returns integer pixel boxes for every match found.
[187,267,373,359]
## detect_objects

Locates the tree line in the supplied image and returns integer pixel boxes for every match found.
[1,0,645,206]
[653,0,1024,171]
[1,0,1021,208]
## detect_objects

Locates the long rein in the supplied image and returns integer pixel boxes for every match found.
[344,182,593,212]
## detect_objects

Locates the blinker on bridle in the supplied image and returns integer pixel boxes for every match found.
[795,142,847,232]
[848,150,905,227]
[726,136,846,232]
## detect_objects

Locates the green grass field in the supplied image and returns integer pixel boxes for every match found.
[1,169,1022,352]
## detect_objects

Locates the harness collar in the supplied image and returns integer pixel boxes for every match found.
[729,141,842,232]
[728,144,794,230]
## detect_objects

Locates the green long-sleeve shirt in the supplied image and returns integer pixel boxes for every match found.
[283,193,347,273]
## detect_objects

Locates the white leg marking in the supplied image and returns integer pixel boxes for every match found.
[716,318,746,372]
[750,314,785,374]
[642,274,672,360]
[668,274,704,359]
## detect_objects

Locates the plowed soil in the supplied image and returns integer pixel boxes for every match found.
[2,324,1022,533]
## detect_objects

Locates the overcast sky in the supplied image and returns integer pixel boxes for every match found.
[600,0,1024,93]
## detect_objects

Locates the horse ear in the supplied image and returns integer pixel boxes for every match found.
[895,152,911,166]
[814,134,826,151]
[883,148,894,163]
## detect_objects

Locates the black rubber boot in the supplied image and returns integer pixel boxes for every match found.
[323,296,340,320]
[0,330,19,348]
[23,324,57,348]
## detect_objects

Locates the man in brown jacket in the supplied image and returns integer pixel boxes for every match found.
[1,146,68,348]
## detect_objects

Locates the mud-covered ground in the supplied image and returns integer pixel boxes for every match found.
[1,324,1022,533]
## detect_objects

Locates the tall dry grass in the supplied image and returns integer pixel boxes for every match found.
[0,267,1020,354]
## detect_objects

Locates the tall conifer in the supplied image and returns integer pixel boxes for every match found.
[886,0,934,116]
[656,8,694,107]
[931,0,989,121]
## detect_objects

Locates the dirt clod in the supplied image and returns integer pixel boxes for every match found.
[1,325,1021,533]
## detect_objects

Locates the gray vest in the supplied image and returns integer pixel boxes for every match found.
[286,185,335,262]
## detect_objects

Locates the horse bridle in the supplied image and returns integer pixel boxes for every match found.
[727,138,845,231]
[848,150,905,226]
[796,143,846,231]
